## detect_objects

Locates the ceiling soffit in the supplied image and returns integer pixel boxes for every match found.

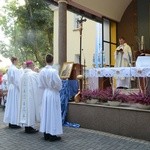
[68,0,132,22]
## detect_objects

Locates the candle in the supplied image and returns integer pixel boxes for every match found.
[141,36,144,50]
[141,36,144,44]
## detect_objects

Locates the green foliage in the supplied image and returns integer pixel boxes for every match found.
[0,0,54,67]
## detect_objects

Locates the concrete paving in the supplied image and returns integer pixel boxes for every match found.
[0,108,150,150]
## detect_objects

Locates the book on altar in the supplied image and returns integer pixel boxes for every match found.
[136,56,150,67]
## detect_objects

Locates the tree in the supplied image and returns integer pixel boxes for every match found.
[0,0,54,67]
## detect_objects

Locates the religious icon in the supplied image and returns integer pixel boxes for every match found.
[60,62,74,79]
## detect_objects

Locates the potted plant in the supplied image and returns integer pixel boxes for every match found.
[81,89,99,104]
[100,87,126,106]
[81,88,128,106]
[128,92,150,109]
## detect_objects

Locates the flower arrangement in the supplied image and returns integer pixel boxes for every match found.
[128,92,150,105]
[81,90,92,101]
[98,87,127,103]
[81,89,100,101]
[112,91,128,103]
[81,87,150,109]
[81,88,128,103]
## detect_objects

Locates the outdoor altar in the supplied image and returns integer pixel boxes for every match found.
[87,56,150,93]
[66,56,150,141]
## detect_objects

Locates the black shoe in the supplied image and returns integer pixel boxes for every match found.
[9,123,21,129]
[49,135,61,142]
[25,127,38,134]
[117,87,124,89]
[117,87,128,89]
[44,133,50,141]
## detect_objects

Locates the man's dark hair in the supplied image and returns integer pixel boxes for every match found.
[46,54,53,64]
[119,36,125,41]
[11,56,17,63]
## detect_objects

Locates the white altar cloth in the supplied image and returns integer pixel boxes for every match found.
[87,67,150,78]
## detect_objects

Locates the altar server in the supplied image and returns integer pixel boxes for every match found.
[39,54,63,141]
[3,57,21,128]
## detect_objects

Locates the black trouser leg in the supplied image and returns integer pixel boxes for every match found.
[9,123,12,128]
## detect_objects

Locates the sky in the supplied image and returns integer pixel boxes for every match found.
[0,0,25,66]
[0,0,6,6]
[0,0,25,44]
[0,0,8,44]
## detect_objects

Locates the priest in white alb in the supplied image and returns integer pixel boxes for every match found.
[114,37,132,89]
[18,60,41,133]
[39,54,63,142]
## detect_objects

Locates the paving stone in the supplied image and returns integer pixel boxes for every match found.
[0,108,150,150]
